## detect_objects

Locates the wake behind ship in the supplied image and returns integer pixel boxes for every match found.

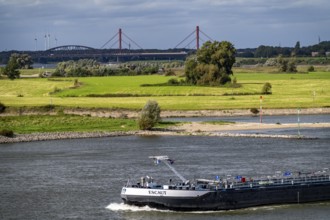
[120,156,330,211]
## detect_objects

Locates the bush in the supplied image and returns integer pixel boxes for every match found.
[250,108,259,115]
[138,100,161,130]
[0,102,6,113]
[0,129,14,138]
[287,59,297,72]
[307,66,315,72]
[264,58,278,66]
[167,78,180,85]
[165,69,176,76]
[261,82,272,94]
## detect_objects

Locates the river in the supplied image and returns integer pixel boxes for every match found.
[0,127,329,219]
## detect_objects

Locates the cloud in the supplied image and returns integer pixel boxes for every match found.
[0,0,329,50]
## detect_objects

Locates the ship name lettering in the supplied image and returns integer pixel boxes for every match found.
[149,190,166,195]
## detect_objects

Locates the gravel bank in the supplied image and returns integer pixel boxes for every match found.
[1,122,324,144]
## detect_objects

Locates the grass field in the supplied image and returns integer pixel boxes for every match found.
[0,115,138,133]
[1,71,329,110]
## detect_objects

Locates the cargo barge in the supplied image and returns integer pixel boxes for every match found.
[120,156,330,211]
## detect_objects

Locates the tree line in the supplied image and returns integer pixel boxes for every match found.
[237,41,330,58]
[52,60,183,77]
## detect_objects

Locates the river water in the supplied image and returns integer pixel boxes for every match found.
[1,128,330,219]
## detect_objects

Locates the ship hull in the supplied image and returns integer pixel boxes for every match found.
[121,182,330,211]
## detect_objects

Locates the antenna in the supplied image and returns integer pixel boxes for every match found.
[34,37,37,51]
[44,34,47,50]
[55,36,58,47]
[149,156,187,183]
[48,33,51,49]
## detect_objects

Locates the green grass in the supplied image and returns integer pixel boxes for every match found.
[20,68,54,76]
[0,115,139,134]
[0,72,329,110]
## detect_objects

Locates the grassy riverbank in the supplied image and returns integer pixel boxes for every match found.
[0,114,181,134]
[1,71,329,110]
[0,115,138,134]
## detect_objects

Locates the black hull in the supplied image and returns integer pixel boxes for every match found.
[122,182,330,211]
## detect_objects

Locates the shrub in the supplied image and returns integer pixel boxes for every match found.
[219,75,232,85]
[261,82,272,94]
[287,59,297,72]
[138,100,161,130]
[232,77,237,85]
[165,69,176,76]
[167,78,180,85]
[0,102,6,113]
[41,104,56,111]
[250,108,259,115]
[307,66,315,72]
[264,58,278,66]
[0,129,14,138]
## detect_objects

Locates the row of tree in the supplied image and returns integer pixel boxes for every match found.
[238,41,330,58]
[264,55,297,72]
[52,60,170,77]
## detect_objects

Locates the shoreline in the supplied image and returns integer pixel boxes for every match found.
[1,122,329,144]
[2,107,330,118]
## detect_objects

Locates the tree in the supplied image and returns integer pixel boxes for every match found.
[11,53,33,69]
[277,55,297,73]
[138,100,161,130]
[261,82,272,94]
[277,55,288,72]
[292,41,301,56]
[3,55,20,80]
[287,58,297,72]
[184,56,199,84]
[185,41,236,86]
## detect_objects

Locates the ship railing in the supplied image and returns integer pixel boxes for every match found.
[222,174,330,189]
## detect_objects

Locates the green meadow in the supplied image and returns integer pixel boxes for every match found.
[1,71,329,110]
[0,115,138,133]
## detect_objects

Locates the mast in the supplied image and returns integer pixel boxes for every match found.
[149,156,187,183]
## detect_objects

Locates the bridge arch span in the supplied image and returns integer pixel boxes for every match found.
[47,45,95,52]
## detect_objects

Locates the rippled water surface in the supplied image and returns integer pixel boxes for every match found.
[1,128,329,219]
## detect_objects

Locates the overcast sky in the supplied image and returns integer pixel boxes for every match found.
[1,0,329,51]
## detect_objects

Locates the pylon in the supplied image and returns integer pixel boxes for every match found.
[119,28,122,50]
[196,26,200,50]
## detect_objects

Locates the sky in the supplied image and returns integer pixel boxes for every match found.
[0,0,329,51]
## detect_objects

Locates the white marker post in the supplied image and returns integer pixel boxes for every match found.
[297,108,301,137]
[260,96,263,124]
